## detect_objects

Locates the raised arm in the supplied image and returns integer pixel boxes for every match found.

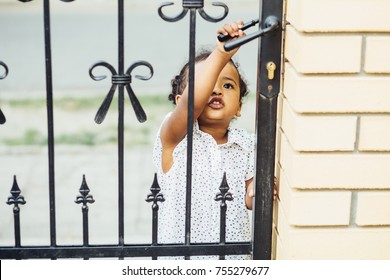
[160,21,245,156]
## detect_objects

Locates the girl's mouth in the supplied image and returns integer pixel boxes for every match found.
[208,97,224,109]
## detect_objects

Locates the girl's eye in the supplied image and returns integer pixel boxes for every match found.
[223,83,234,89]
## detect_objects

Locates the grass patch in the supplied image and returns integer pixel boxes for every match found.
[56,131,100,146]
[5,99,47,108]
[3,94,171,110]
[4,129,47,146]
[3,125,153,147]
[1,93,255,147]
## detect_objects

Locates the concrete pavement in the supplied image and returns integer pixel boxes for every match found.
[0,145,155,246]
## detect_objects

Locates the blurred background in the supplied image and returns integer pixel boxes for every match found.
[0,0,260,246]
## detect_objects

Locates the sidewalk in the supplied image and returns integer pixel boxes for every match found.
[0,145,154,246]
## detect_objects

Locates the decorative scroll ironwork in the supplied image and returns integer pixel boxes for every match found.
[158,1,228,22]
[0,61,8,125]
[89,61,153,124]
[0,62,7,80]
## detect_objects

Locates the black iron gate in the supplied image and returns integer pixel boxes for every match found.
[0,0,283,260]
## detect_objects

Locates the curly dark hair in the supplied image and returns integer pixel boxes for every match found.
[168,49,249,105]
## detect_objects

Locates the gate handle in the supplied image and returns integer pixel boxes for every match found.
[217,18,260,42]
[224,15,279,52]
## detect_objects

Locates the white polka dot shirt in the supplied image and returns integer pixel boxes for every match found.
[153,113,255,259]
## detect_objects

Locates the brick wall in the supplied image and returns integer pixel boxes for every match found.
[276,0,390,259]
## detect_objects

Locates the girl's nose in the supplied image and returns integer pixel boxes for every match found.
[212,85,222,95]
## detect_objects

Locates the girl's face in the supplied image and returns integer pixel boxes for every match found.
[198,61,242,127]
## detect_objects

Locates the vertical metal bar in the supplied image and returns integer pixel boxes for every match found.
[150,178,159,260]
[157,1,227,259]
[219,206,226,260]
[10,177,24,248]
[43,0,56,248]
[252,95,277,259]
[14,209,21,248]
[151,202,159,260]
[7,176,26,260]
[252,0,283,260]
[151,211,158,260]
[82,204,89,260]
[12,196,22,260]
[75,175,95,260]
[82,208,89,246]
[184,8,197,259]
[117,0,125,252]
[146,173,165,260]
[215,173,232,260]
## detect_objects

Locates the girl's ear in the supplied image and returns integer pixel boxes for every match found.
[175,95,181,105]
[236,101,242,117]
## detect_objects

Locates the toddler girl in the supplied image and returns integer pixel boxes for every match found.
[153,20,255,259]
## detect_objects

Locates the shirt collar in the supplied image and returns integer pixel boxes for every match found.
[225,126,253,152]
[194,121,253,152]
